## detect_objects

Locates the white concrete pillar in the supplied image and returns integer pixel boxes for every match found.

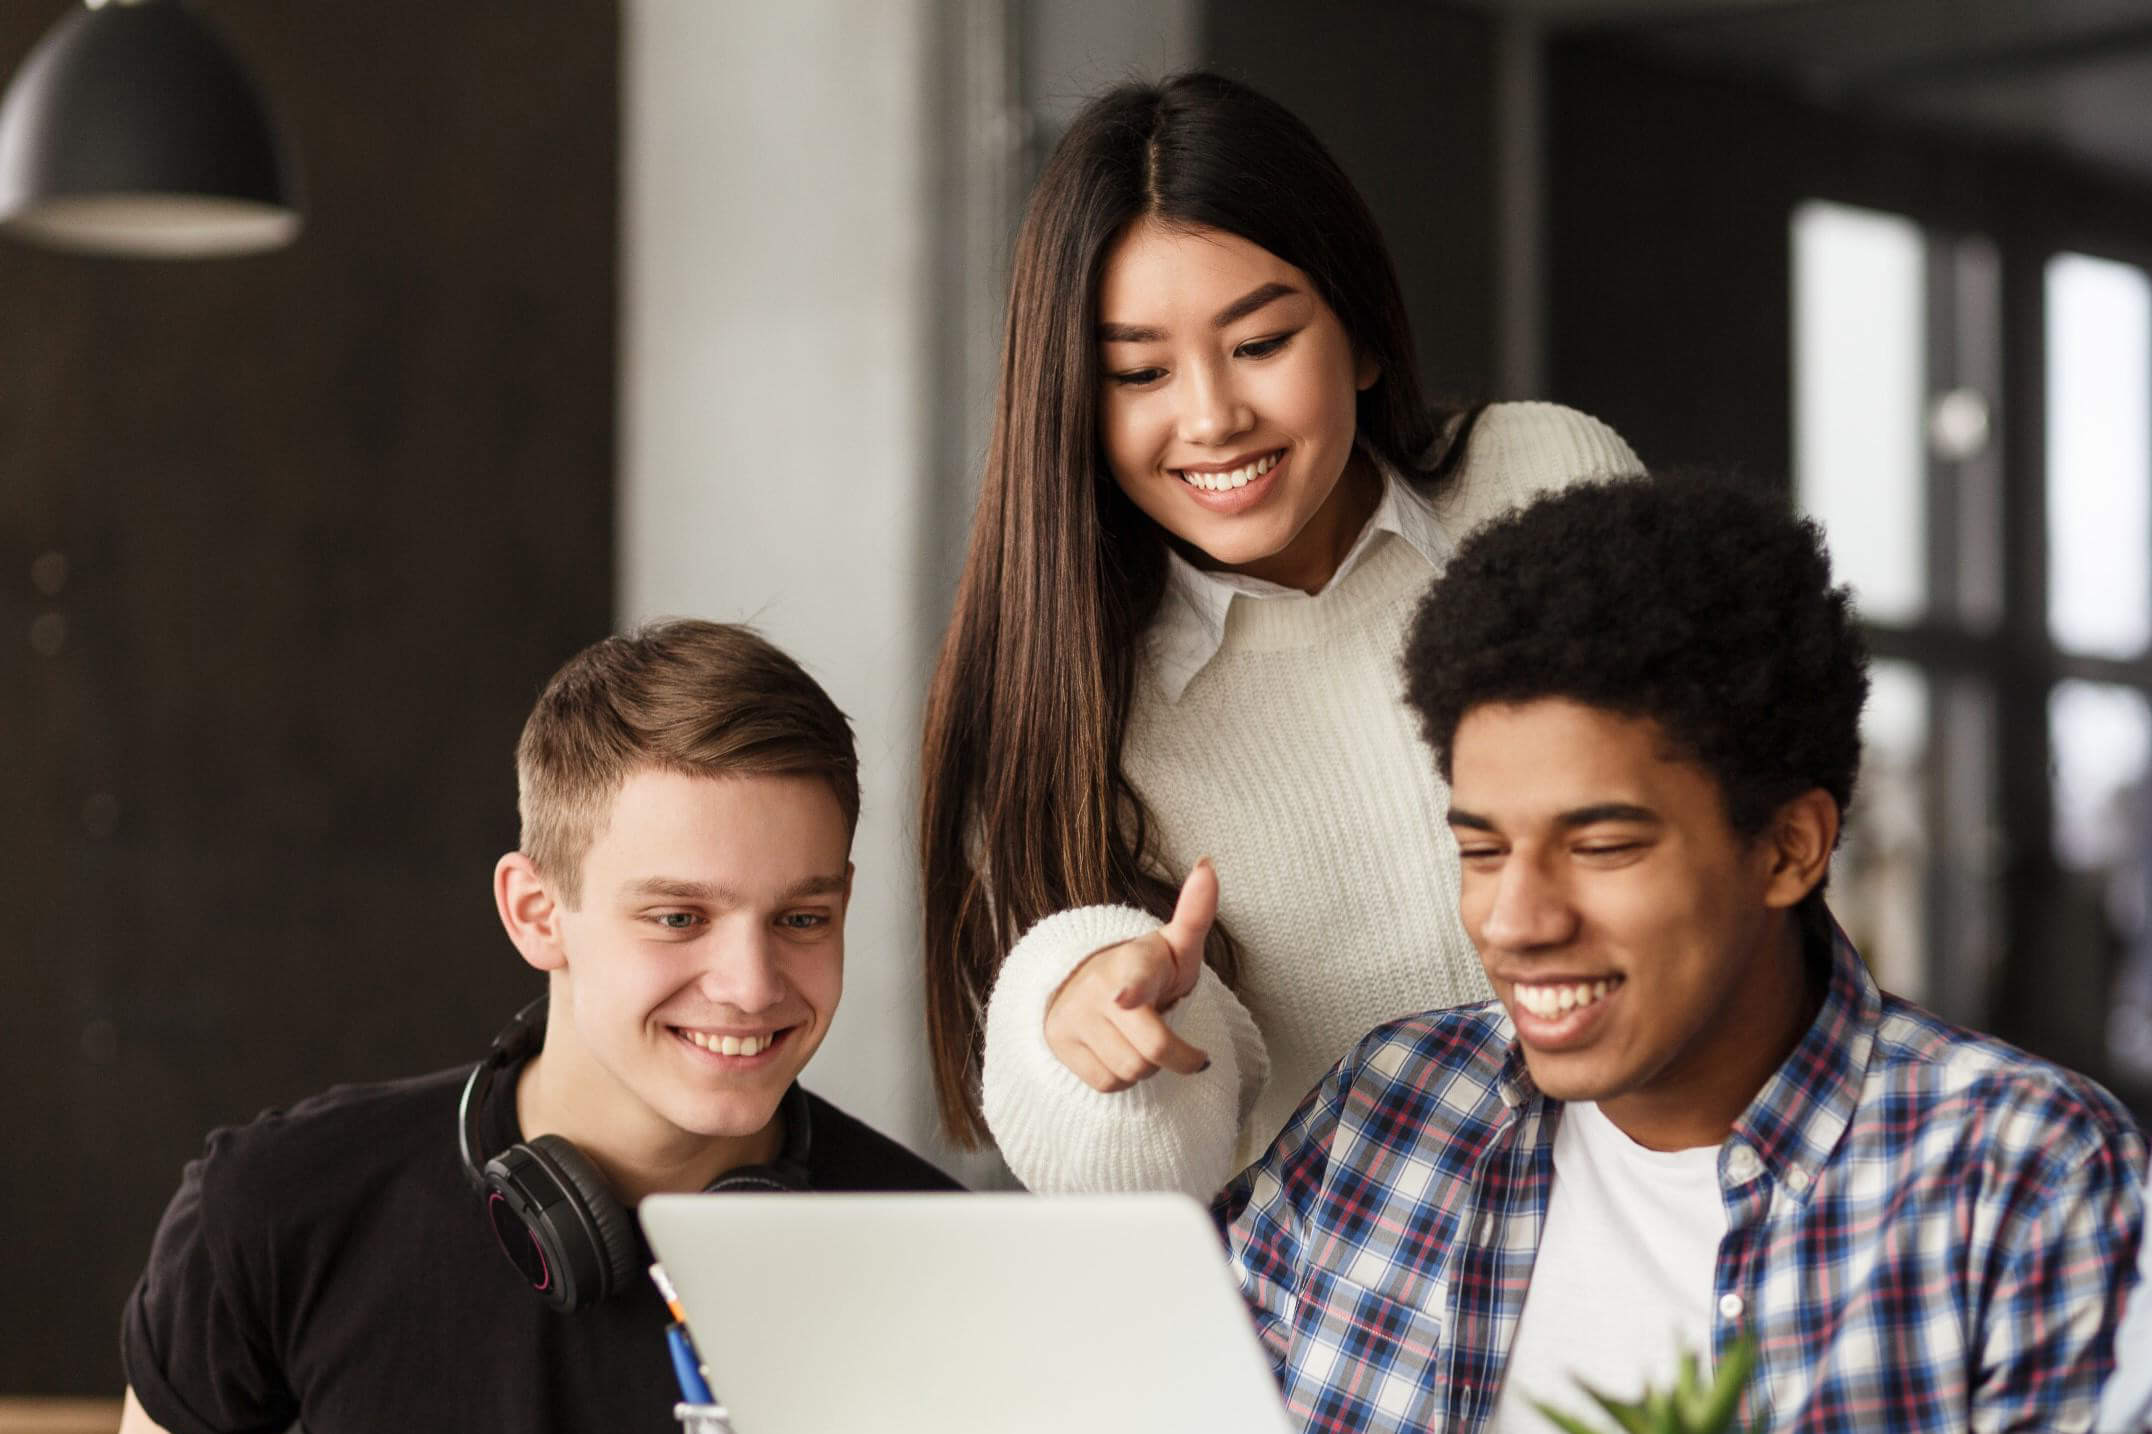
[619,0,938,1153]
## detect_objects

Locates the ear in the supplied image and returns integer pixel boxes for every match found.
[495,851,569,973]
[1354,348,1381,392]
[1758,788,1839,910]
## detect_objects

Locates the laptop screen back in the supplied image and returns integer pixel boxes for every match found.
[639,1191,1293,1434]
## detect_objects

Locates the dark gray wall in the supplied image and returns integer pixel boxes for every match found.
[1203,1,1498,405]
[1544,42,1800,480]
[0,0,616,1392]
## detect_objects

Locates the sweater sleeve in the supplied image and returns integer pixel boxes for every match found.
[1431,401,1644,540]
[981,903,1269,1198]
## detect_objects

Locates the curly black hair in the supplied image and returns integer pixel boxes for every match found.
[1402,473,1869,839]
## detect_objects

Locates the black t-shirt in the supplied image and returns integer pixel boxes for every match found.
[121,1060,958,1434]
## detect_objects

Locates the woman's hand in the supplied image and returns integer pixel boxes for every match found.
[1043,861,1218,1091]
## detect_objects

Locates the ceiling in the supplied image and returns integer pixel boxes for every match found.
[1457,0,2152,187]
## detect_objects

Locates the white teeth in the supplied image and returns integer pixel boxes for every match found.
[682,1030,771,1057]
[1513,979,1619,1020]
[1180,451,1280,492]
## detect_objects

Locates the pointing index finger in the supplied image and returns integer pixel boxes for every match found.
[1158,858,1219,963]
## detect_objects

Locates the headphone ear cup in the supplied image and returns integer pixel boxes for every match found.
[481,1135,641,1312]
[524,1134,642,1307]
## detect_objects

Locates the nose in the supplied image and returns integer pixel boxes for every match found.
[1176,357,1252,448]
[699,923,789,1014]
[1476,854,1577,951]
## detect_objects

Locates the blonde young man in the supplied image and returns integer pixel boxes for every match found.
[119,621,955,1434]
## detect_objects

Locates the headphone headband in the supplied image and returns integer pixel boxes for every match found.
[457,996,547,1190]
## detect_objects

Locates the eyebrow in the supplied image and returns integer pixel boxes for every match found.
[621,872,848,904]
[1096,281,1301,345]
[1447,803,1661,832]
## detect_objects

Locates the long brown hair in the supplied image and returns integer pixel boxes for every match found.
[921,72,1472,1144]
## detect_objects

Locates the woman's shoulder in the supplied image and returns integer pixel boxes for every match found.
[1429,401,1643,542]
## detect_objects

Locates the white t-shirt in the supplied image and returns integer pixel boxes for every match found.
[1490,1101,1729,1432]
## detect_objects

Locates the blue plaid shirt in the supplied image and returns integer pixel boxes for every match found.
[1216,918,2146,1433]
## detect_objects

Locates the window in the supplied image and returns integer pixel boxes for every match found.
[1796,206,2152,1103]
[1793,201,1928,626]
[1792,201,2002,1017]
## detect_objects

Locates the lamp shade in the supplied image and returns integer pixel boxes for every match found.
[0,0,300,258]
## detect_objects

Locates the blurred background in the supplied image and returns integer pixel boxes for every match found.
[7,0,2152,1401]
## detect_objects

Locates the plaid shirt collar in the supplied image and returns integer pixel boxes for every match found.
[1724,908,1873,1193]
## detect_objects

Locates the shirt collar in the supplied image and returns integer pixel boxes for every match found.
[1494,907,1881,1178]
[1148,445,1450,703]
[1726,908,1877,1192]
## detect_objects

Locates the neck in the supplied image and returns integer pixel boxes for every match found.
[514,1047,784,1206]
[1597,909,1822,1152]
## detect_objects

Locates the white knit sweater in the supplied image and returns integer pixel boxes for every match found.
[980,403,1642,1197]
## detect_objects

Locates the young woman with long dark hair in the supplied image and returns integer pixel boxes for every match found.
[921,72,1641,1196]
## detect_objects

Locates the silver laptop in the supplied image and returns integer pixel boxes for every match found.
[640,1191,1294,1434]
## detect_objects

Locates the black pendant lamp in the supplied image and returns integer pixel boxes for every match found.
[0,0,300,258]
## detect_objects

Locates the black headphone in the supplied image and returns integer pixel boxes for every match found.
[459,996,812,1311]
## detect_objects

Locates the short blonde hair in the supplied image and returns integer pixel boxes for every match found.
[516,620,859,905]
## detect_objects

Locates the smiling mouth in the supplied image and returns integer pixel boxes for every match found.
[1175,448,1282,492]
[672,1026,789,1058]
[1511,976,1624,1020]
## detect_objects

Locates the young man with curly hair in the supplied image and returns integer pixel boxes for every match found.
[1213,475,2145,1434]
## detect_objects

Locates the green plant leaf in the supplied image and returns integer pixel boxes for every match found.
[1578,1381,1656,1434]
[1533,1335,1756,1434]
[1672,1350,1705,1421]
[1695,1333,1758,1431]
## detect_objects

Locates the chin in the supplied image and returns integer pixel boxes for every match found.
[671,1094,786,1141]
[1183,525,1289,569]
[1519,1053,1630,1106]
[647,1071,794,1134]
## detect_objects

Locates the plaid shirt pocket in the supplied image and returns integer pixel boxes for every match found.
[1285,1265,1449,1433]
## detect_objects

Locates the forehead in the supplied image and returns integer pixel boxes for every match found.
[585,768,851,876]
[1450,699,1722,824]
[1097,220,1302,316]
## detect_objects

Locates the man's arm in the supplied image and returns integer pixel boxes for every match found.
[121,1129,302,1434]
[1973,1098,2145,1433]
[119,1387,176,1434]
[1213,1054,1352,1372]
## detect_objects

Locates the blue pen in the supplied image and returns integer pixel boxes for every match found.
[666,1322,715,1405]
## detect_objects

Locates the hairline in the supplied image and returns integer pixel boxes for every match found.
[1441,693,1820,840]
[526,758,861,910]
